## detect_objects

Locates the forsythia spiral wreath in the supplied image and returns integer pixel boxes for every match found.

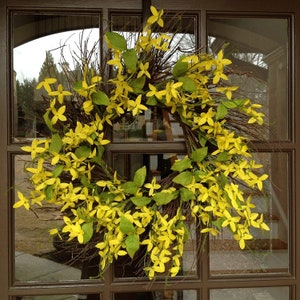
[15,6,270,279]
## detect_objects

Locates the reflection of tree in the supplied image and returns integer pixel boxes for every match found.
[38,51,59,80]
[17,77,50,137]
[16,50,82,137]
[16,78,36,137]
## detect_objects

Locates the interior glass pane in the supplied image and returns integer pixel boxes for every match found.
[113,225,197,278]
[113,109,184,142]
[207,17,290,141]
[209,152,290,276]
[210,286,289,300]
[113,153,197,278]
[13,13,100,141]
[110,14,196,143]
[113,153,186,181]
[14,155,101,283]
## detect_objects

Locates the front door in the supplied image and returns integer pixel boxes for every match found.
[0,0,299,299]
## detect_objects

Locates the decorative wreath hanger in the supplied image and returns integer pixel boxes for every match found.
[15,6,269,279]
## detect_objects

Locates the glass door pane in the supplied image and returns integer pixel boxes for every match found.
[13,13,100,141]
[14,155,102,283]
[207,17,290,141]
[209,148,290,276]
[210,286,289,300]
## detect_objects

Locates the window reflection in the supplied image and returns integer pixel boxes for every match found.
[209,152,289,276]
[208,17,289,141]
[115,290,197,300]
[210,286,289,300]
[14,155,101,283]
[113,108,184,142]
[13,14,100,140]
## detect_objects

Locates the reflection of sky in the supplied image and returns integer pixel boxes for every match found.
[14,30,194,83]
[14,29,99,82]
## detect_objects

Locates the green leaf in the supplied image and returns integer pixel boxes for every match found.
[191,147,208,163]
[49,133,62,153]
[218,172,227,188]
[146,96,158,106]
[76,207,85,220]
[120,216,135,235]
[43,111,56,132]
[125,234,140,258]
[105,31,127,51]
[176,221,190,242]
[172,57,188,77]
[45,185,53,200]
[133,166,147,187]
[199,136,207,147]
[178,76,196,92]
[97,145,105,160]
[92,91,110,106]
[122,48,138,71]
[153,190,178,205]
[130,196,152,206]
[222,99,247,109]
[99,191,114,202]
[216,103,228,120]
[129,76,146,94]
[75,145,91,159]
[173,171,193,185]
[82,222,94,244]
[194,170,208,181]
[212,217,226,229]
[180,187,195,201]
[171,156,192,172]
[52,164,64,178]
[216,151,229,162]
[121,181,138,194]
[80,175,91,187]
[73,80,83,92]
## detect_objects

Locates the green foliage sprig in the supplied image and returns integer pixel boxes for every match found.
[15,6,269,279]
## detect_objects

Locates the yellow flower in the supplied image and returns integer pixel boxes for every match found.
[36,77,57,93]
[48,84,72,104]
[193,107,216,127]
[216,50,232,68]
[127,95,148,116]
[51,105,67,124]
[144,177,161,196]
[222,210,241,232]
[146,84,165,100]
[83,100,94,115]
[164,81,183,104]
[147,6,164,27]
[13,191,30,210]
[22,139,48,159]
[137,62,151,79]
[233,224,253,249]
[216,86,238,99]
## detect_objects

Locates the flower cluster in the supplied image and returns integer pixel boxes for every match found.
[15,6,269,279]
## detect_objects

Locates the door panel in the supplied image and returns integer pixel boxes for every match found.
[0,1,297,300]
